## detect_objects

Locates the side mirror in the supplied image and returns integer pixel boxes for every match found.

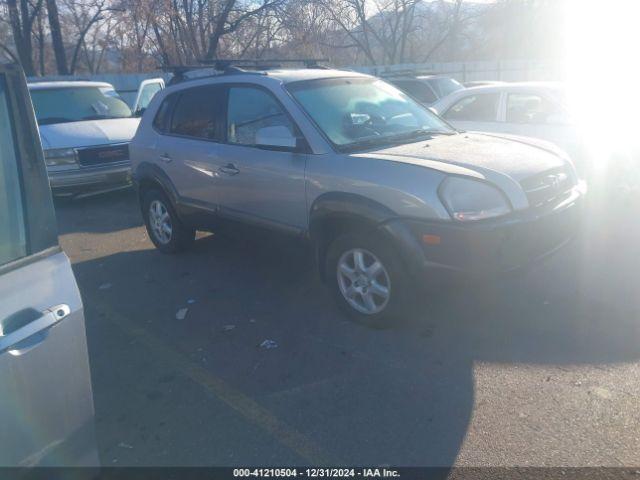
[133,107,146,118]
[255,126,298,149]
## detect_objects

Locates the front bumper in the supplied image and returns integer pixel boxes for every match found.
[382,186,583,284]
[48,162,132,194]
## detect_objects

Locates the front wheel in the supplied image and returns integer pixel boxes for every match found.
[142,189,195,253]
[326,233,408,327]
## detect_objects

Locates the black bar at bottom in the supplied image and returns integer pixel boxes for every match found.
[4,467,640,480]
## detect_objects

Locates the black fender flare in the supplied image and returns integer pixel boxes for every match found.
[133,161,180,206]
[309,193,428,282]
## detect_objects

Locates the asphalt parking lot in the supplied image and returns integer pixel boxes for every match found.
[55,186,640,467]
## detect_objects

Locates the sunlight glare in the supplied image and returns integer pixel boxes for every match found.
[565,0,640,175]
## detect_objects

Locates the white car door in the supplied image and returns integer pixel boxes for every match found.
[133,77,165,115]
[0,64,97,466]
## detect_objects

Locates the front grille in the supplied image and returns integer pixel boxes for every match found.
[521,167,574,208]
[77,144,129,167]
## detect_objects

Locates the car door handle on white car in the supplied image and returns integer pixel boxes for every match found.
[218,163,240,176]
[159,153,172,163]
[0,304,70,354]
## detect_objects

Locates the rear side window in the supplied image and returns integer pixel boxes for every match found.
[444,93,500,122]
[169,86,222,140]
[153,93,176,132]
[227,86,296,146]
[390,80,437,103]
[0,76,27,266]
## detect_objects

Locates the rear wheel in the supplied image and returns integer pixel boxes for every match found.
[326,232,408,327]
[142,188,195,253]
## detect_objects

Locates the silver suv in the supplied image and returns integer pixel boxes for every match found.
[130,67,584,325]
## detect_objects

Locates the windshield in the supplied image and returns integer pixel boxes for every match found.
[425,77,465,97]
[288,77,454,150]
[30,86,132,125]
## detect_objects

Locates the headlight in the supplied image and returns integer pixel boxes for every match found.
[44,148,77,166]
[439,177,511,221]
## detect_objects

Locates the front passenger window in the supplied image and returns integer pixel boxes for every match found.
[0,76,27,265]
[227,87,295,146]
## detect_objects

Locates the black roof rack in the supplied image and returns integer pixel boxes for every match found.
[379,69,440,78]
[199,58,329,69]
[163,58,329,85]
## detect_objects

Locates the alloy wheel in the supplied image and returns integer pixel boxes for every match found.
[336,248,391,315]
[149,199,172,244]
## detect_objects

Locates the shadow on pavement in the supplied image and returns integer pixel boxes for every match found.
[54,187,143,236]
[69,207,640,466]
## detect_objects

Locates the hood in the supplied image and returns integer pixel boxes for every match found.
[38,117,141,149]
[355,132,568,182]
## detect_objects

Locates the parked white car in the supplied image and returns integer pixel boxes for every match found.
[28,78,164,196]
[431,82,587,173]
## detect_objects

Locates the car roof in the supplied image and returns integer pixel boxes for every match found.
[260,68,371,83]
[178,67,371,85]
[460,81,564,94]
[163,68,375,95]
[27,80,114,90]
[431,81,566,112]
[385,74,448,81]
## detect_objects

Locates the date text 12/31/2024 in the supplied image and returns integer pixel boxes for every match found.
[233,468,401,478]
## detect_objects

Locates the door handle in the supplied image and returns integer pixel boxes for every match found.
[159,153,172,163]
[0,304,70,354]
[218,163,239,176]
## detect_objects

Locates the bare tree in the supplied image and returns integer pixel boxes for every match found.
[45,0,68,73]
[5,0,43,75]
[61,0,123,73]
[204,0,284,60]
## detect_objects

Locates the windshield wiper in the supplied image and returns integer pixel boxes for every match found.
[340,129,457,153]
[394,128,457,140]
[340,135,393,152]
[37,117,75,126]
[81,114,130,121]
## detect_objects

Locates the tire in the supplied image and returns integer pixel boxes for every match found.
[142,188,195,253]
[325,232,408,328]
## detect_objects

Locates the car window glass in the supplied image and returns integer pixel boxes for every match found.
[153,94,174,132]
[30,86,132,125]
[170,86,220,140]
[0,76,27,266]
[137,82,163,111]
[506,92,564,124]
[289,77,453,148]
[444,93,500,122]
[391,80,437,103]
[426,77,464,97]
[227,87,295,145]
